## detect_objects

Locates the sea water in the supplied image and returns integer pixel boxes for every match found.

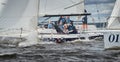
[0,40,120,62]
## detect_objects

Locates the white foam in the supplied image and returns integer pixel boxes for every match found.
[18,31,38,47]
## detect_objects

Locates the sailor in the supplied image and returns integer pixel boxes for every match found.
[63,23,69,34]
[82,9,88,31]
[57,16,66,33]
[68,21,77,34]
[47,20,53,29]
[58,16,66,25]
[66,16,71,24]
[58,21,64,32]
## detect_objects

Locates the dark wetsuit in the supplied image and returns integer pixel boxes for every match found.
[58,17,66,25]
[68,25,78,34]
[82,15,87,24]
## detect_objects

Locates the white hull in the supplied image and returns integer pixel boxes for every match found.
[104,31,120,49]
[0,29,103,47]
[38,28,102,42]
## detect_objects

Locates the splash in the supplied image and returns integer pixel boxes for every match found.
[18,31,38,47]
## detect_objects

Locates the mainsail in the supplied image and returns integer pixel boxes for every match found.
[107,0,120,29]
[0,0,38,47]
[39,0,84,16]
[0,0,38,35]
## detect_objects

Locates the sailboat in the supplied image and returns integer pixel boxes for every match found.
[85,0,120,49]
[38,0,102,43]
[103,0,120,49]
[0,0,102,47]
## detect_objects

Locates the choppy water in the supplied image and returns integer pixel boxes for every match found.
[0,40,120,62]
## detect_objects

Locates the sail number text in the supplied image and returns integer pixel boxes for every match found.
[109,34,119,43]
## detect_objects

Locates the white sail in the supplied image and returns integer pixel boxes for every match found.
[0,0,7,14]
[0,0,38,34]
[39,0,84,16]
[0,0,38,47]
[107,0,120,29]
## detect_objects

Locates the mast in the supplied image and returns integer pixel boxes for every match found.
[36,0,40,29]
[35,0,40,42]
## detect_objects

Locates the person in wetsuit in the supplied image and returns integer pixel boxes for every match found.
[68,21,78,34]
[82,9,88,31]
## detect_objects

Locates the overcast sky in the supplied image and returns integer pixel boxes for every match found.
[85,0,116,23]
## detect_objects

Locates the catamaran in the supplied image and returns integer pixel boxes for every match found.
[0,0,102,47]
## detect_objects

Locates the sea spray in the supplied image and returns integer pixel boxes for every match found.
[18,31,38,47]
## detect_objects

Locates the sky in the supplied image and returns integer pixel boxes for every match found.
[85,0,116,23]
[39,0,116,23]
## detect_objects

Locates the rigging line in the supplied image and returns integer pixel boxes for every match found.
[44,17,51,21]
[96,4,100,20]
[48,1,72,11]
[117,17,120,23]
[64,1,84,9]
[55,0,69,4]
[47,0,78,11]
[90,15,95,25]
[40,17,51,23]
[95,2,102,28]
[45,4,67,13]
[90,15,95,21]
[0,17,9,27]
[35,0,40,30]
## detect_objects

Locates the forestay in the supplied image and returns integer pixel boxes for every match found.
[39,0,84,16]
[107,0,120,29]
